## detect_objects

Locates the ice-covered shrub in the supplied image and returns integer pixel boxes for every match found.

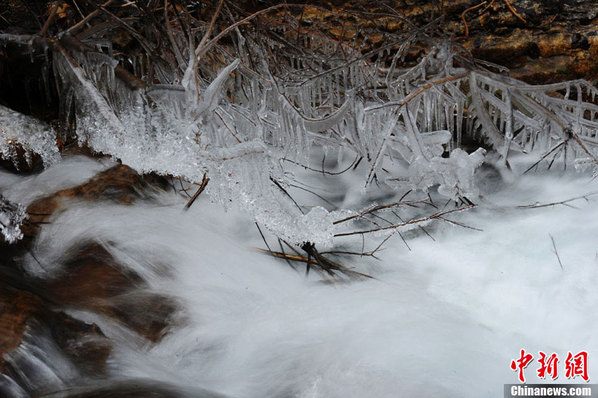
[1,6,597,254]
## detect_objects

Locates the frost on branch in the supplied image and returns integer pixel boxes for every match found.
[0,104,59,170]
[0,195,27,244]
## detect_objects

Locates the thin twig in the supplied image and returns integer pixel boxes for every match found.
[333,199,429,225]
[503,0,527,23]
[366,71,471,112]
[184,173,210,210]
[549,234,564,271]
[523,141,567,174]
[39,2,59,37]
[194,0,225,57]
[461,0,488,37]
[517,193,597,210]
[334,205,475,237]
[67,0,116,34]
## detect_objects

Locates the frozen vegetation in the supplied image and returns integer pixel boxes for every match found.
[0,104,60,169]
[1,4,598,396]
[2,20,598,254]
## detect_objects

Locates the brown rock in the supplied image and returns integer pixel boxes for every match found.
[462,28,536,66]
[59,164,166,204]
[44,242,178,342]
[98,292,180,343]
[289,0,598,84]
[0,282,112,378]
[20,164,169,247]
[45,311,112,376]
[45,242,142,305]
[0,285,42,372]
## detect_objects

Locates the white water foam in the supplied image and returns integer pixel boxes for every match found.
[4,158,598,397]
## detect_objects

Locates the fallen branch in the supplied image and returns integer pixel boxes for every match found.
[334,205,476,237]
[254,245,373,280]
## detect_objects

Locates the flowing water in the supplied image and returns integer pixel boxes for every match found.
[2,156,598,397]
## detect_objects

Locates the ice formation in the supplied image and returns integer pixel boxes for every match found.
[50,34,598,245]
[0,104,60,169]
[0,195,27,244]
[2,21,598,246]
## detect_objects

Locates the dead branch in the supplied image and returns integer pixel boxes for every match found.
[516,193,597,210]
[254,244,373,280]
[333,199,430,225]
[334,205,476,237]
[184,173,210,210]
[67,0,117,35]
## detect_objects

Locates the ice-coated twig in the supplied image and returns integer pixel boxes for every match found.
[516,193,597,210]
[334,205,476,237]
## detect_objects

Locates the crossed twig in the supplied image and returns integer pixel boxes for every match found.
[461,0,527,37]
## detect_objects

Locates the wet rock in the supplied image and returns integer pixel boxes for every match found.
[55,164,168,205]
[0,256,113,382]
[98,292,180,343]
[45,243,143,305]
[3,162,178,354]
[45,311,112,376]
[0,241,178,393]
[0,282,112,381]
[44,242,179,343]
[26,164,167,213]
[18,164,169,250]
[0,285,42,373]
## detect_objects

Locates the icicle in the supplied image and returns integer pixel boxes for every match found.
[501,88,514,162]
[193,59,240,119]
[0,104,59,168]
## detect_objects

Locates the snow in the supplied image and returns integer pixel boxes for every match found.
[6,158,598,397]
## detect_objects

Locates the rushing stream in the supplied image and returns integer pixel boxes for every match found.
[1,156,598,397]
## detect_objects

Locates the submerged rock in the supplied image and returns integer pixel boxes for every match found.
[0,285,42,373]
[0,279,112,395]
[7,164,170,254]
[45,242,143,304]
[45,241,180,343]
[44,311,112,376]
[0,164,179,396]
[97,291,179,343]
